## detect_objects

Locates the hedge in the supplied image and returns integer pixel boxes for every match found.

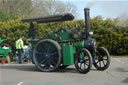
[0,17,128,55]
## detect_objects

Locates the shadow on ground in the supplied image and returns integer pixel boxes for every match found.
[0,63,99,74]
[122,77,128,83]
[1,64,38,72]
[0,64,78,73]
[116,67,128,72]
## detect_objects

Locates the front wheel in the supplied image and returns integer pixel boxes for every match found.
[93,47,110,71]
[75,48,92,74]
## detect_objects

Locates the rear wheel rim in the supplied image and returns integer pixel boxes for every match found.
[33,40,61,71]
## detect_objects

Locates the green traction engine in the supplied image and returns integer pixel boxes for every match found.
[22,8,110,74]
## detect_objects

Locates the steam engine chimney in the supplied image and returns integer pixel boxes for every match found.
[84,8,90,39]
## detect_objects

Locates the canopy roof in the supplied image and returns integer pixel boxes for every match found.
[22,13,74,23]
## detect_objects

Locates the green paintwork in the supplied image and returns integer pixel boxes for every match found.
[28,30,87,65]
[0,48,11,56]
[62,44,76,65]
[74,40,84,48]
[47,33,59,41]
[0,37,12,57]
[80,52,85,60]
[28,32,85,65]
[28,39,39,46]
[28,39,39,63]
[60,32,71,40]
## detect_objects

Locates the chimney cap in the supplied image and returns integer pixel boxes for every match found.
[84,8,90,10]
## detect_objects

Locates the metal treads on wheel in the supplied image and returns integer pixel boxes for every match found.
[36,41,58,68]
[33,39,61,72]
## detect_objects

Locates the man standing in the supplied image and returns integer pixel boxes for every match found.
[16,36,24,64]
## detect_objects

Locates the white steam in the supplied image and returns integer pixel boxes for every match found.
[86,0,128,19]
[86,1,98,8]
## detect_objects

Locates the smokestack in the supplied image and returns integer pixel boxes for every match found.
[84,8,90,39]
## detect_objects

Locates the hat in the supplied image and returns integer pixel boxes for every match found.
[19,36,22,39]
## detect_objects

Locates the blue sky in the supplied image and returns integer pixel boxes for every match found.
[60,0,128,19]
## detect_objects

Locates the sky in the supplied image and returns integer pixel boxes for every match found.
[60,0,128,19]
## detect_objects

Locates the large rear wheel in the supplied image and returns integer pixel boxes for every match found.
[33,39,61,72]
[75,48,92,74]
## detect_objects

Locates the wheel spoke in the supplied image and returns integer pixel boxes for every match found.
[49,58,56,66]
[47,46,51,53]
[49,52,58,56]
[103,59,107,60]
[53,56,58,61]
[85,58,89,61]
[96,60,99,64]
[102,60,105,66]
[36,51,43,55]
[39,56,46,59]
[41,47,45,52]
[44,64,51,69]
[49,54,58,60]
[85,58,89,66]
[80,63,82,69]
[84,63,86,69]
[39,57,49,65]
[99,61,101,67]
[85,63,89,66]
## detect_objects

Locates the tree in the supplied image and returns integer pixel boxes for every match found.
[0,0,77,18]
[0,10,17,21]
[0,0,33,17]
[30,0,77,17]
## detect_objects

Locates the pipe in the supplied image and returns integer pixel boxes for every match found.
[84,8,90,39]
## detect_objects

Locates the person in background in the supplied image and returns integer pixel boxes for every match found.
[16,36,24,64]
[24,45,31,63]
